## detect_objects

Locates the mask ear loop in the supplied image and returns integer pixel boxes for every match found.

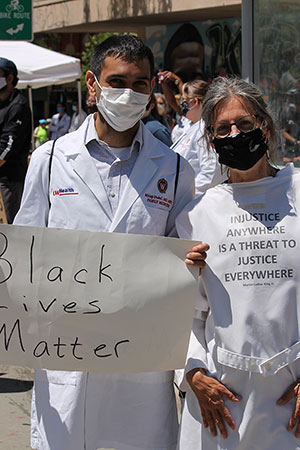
[261,120,278,175]
[260,119,268,129]
[260,119,270,159]
[91,73,103,106]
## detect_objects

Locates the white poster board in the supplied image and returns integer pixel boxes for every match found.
[0,225,198,373]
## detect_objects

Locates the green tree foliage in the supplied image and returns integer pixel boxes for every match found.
[81,32,118,91]
[33,33,61,51]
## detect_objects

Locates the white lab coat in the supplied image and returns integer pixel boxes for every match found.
[171,116,192,143]
[49,112,71,139]
[172,120,225,195]
[69,110,87,132]
[14,116,195,450]
[176,164,300,449]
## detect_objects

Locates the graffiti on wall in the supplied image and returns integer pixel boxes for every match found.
[145,19,241,82]
[256,4,300,100]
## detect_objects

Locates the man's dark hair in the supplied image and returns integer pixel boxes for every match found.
[90,34,154,79]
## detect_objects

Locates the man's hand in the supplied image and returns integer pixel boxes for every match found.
[277,379,300,437]
[186,368,241,439]
[0,159,6,167]
[185,243,209,272]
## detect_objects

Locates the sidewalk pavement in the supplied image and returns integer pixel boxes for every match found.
[0,365,33,450]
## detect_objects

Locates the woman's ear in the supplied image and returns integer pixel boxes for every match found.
[261,118,270,139]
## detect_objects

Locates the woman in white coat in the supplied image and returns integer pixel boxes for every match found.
[176,76,300,449]
[171,80,224,195]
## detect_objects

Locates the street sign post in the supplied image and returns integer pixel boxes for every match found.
[0,0,32,41]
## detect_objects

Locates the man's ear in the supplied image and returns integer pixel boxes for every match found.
[86,71,97,96]
[150,77,155,93]
[6,73,14,86]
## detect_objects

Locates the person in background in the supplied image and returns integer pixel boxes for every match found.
[86,91,98,114]
[33,119,48,148]
[153,92,173,129]
[171,80,224,195]
[142,93,172,146]
[48,102,70,139]
[69,100,87,132]
[176,76,300,450]
[281,86,300,163]
[0,57,32,223]
[158,71,183,113]
[158,70,192,143]
[172,93,193,143]
[14,33,207,450]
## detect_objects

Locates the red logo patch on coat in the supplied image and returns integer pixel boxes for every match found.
[157,178,168,194]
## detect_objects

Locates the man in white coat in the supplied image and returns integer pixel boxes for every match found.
[69,101,87,132]
[48,101,71,139]
[14,34,207,450]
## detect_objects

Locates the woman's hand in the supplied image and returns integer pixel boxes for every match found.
[277,379,300,437]
[185,243,209,273]
[158,71,181,86]
[186,368,242,438]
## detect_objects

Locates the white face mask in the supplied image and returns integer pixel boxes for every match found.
[0,77,7,91]
[94,75,150,132]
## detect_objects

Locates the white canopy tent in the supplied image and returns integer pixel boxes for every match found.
[0,41,82,147]
[0,41,82,89]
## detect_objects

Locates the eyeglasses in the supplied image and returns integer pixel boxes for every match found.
[209,115,258,138]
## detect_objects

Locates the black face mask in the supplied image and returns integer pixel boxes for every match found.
[213,128,268,171]
[180,101,190,117]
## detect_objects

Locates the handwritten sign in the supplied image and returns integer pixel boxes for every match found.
[0,225,198,373]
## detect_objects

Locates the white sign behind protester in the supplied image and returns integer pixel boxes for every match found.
[0,225,198,373]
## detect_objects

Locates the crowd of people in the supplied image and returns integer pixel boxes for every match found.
[33,99,89,149]
[1,32,300,450]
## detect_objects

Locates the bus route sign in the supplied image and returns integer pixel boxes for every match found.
[0,0,32,41]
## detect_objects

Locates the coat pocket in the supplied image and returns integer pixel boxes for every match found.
[217,340,300,377]
[126,202,169,235]
[34,369,80,385]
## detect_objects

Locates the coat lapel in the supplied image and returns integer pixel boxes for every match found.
[63,126,113,222]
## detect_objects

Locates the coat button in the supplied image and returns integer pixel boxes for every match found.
[249,360,257,369]
[110,191,115,197]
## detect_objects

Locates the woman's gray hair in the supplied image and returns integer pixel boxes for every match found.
[202,76,278,160]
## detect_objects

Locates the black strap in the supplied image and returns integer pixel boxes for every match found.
[174,152,181,200]
[173,381,186,399]
[48,139,56,208]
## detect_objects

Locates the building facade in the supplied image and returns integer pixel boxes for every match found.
[31,0,242,119]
